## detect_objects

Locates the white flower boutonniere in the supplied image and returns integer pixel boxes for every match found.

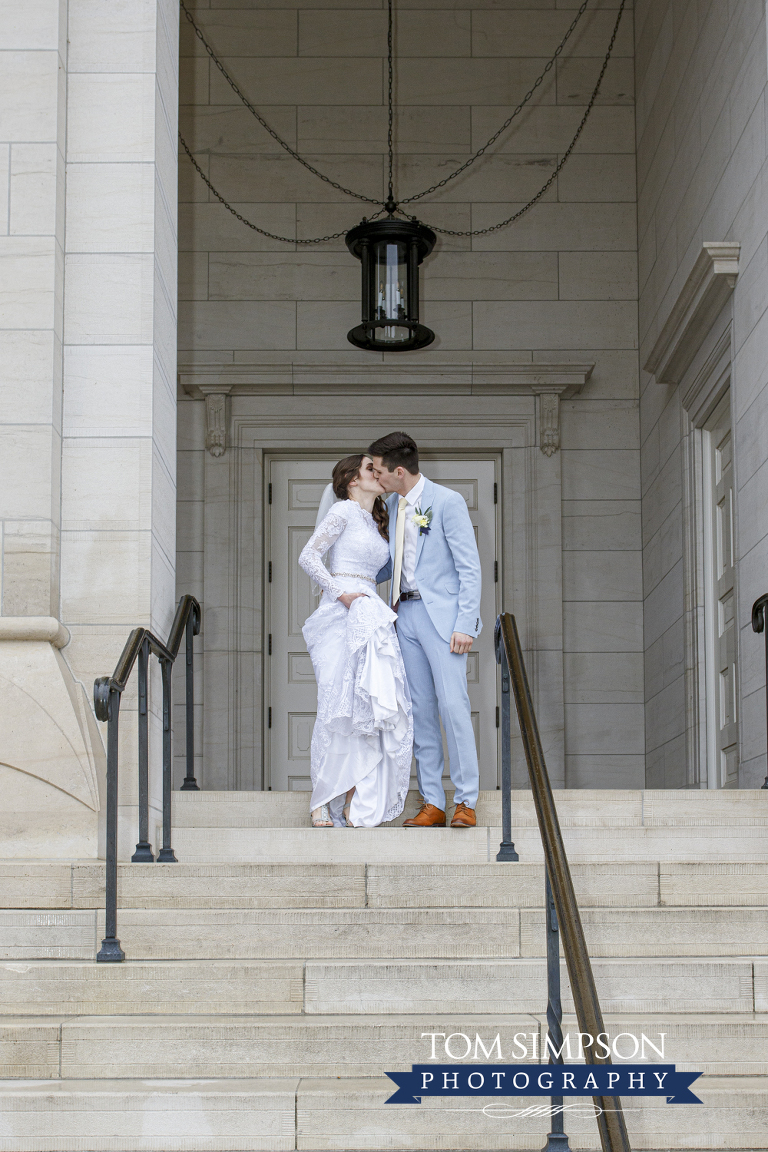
[412,506,433,536]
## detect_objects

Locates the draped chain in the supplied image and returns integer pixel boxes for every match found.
[178,0,626,244]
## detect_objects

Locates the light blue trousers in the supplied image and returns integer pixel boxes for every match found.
[396,598,480,810]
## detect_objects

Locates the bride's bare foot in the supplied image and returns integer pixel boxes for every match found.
[311,804,332,827]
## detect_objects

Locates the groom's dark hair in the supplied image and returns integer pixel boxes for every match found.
[368,431,419,474]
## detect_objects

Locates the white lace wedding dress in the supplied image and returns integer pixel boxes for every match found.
[299,499,412,827]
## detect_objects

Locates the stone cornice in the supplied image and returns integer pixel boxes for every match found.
[180,361,594,398]
[0,617,70,647]
[644,241,740,385]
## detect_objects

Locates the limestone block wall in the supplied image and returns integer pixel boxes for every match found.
[0,1,181,858]
[635,0,768,786]
[61,0,181,854]
[0,1,66,619]
[177,0,644,788]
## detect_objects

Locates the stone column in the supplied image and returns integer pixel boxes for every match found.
[0,1,179,858]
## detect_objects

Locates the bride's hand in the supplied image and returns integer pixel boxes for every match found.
[338,592,367,609]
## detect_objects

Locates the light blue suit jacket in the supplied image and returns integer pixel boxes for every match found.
[376,477,482,643]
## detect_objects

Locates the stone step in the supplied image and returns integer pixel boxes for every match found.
[0,1077,298,1152]
[96,907,519,961]
[0,961,305,1016]
[519,905,768,957]
[100,906,768,963]
[173,787,768,829]
[0,1074,762,1151]
[4,861,767,910]
[2,905,766,961]
[302,957,763,1015]
[1,1014,764,1080]
[1,958,760,1016]
[295,1074,768,1151]
[170,822,768,862]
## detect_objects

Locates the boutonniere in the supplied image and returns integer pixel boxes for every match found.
[412,506,433,536]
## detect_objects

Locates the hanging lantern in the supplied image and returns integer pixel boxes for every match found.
[345,217,436,351]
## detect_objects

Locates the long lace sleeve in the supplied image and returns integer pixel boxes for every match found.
[299,508,347,599]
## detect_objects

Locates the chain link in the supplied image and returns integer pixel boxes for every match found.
[178,0,625,243]
[179,135,383,243]
[414,0,627,237]
[179,0,381,205]
[398,0,591,205]
[387,0,395,204]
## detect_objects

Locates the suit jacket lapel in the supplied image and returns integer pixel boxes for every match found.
[414,477,434,570]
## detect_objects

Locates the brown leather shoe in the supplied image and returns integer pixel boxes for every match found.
[403,802,446,827]
[451,802,476,828]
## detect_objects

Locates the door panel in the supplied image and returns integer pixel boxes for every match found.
[268,460,334,791]
[266,456,500,792]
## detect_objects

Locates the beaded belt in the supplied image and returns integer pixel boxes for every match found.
[331,571,375,584]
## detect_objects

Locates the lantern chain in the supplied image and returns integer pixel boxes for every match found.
[179,0,381,205]
[386,0,395,210]
[397,0,593,206]
[412,0,627,236]
[178,0,625,242]
[178,134,383,243]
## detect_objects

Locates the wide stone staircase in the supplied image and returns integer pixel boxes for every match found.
[0,788,766,1150]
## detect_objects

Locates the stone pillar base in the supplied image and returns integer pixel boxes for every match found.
[0,620,104,859]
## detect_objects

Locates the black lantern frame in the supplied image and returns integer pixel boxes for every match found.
[345,217,436,351]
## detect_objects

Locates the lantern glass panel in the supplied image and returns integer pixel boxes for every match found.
[374,240,410,344]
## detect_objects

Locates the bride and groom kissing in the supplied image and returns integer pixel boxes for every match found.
[299,431,482,830]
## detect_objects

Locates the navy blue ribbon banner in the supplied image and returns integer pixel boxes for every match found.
[385,1065,702,1105]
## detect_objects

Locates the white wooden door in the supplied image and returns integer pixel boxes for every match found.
[266,457,500,792]
[267,459,334,791]
[704,394,739,788]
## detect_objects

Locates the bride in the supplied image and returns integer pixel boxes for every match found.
[299,454,413,828]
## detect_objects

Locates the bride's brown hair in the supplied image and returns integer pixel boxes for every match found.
[332,454,389,540]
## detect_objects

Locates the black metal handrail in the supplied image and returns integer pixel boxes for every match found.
[93,594,201,962]
[495,613,631,1152]
[751,593,768,788]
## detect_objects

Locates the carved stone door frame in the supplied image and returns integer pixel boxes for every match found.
[181,362,593,790]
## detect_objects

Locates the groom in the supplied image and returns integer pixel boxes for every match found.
[369,432,482,828]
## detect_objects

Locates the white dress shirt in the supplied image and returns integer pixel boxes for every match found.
[399,472,426,593]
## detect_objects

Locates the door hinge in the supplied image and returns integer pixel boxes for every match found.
[268,633,272,655]
[496,706,500,729]
[268,483,272,505]
[268,561,272,583]
[493,482,498,504]
[268,707,272,729]
[494,560,498,583]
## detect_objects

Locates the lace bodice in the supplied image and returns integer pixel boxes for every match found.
[299,500,390,600]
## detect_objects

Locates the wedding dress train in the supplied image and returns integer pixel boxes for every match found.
[299,499,412,827]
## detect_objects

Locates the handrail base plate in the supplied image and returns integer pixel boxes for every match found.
[496,842,519,861]
[96,937,125,963]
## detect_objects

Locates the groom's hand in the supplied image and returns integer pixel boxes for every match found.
[450,631,473,654]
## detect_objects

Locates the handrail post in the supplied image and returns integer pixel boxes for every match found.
[156,658,178,862]
[751,593,768,788]
[500,613,631,1152]
[131,639,154,861]
[542,870,570,1151]
[494,620,519,861]
[96,685,125,962]
[180,612,199,790]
